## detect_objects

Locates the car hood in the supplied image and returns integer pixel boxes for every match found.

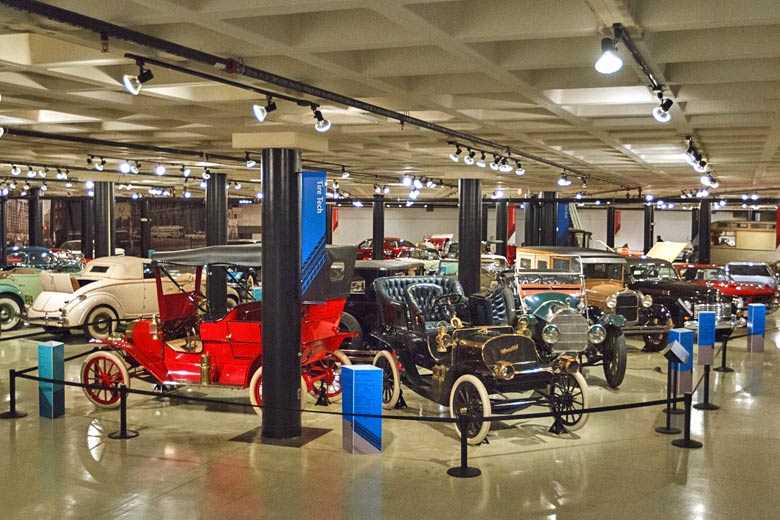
[630,279,715,298]
[693,281,776,296]
[729,275,777,289]
[30,290,73,313]
[523,292,580,320]
[645,242,687,263]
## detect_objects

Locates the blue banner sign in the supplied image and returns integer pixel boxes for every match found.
[301,170,327,300]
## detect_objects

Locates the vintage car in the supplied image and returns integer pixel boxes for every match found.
[515,247,672,351]
[0,268,46,330]
[356,237,416,260]
[59,240,126,259]
[725,262,777,290]
[27,256,192,339]
[81,244,355,412]
[397,247,441,274]
[369,275,594,444]
[6,246,84,272]
[676,264,778,315]
[624,256,737,341]
[437,254,512,291]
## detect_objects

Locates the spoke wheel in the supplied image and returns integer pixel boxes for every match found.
[0,296,22,331]
[602,333,627,388]
[83,306,118,340]
[550,372,589,431]
[249,367,306,415]
[372,350,400,409]
[307,350,352,402]
[80,351,130,408]
[449,374,491,445]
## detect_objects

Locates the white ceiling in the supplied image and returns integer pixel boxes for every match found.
[0,0,779,201]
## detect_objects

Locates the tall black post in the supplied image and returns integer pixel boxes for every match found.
[698,200,711,264]
[140,199,152,258]
[262,149,302,439]
[81,198,94,258]
[27,188,43,246]
[458,179,481,296]
[495,200,507,258]
[524,199,538,247]
[372,194,385,260]
[691,207,700,245]
[606,206,616,248]
[94,182,115,257]
[325,205,333,245]
[206,173,228,316]
[539,191,557,246]
[643,204,655,253]
[0,199,6,265]
[481,203,489,242]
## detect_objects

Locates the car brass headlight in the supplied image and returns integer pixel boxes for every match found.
[542,324,560,344]
[587,324,607,345]
[494,361,515,381]
[642,294,653,308]
[606,293,617,309]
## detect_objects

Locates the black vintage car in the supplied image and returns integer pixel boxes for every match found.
[624,256,736,343]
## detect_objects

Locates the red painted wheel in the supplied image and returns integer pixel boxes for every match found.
[80,351,130,408]
[306,350,352,403]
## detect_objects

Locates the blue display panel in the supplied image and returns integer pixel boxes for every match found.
[38,341,64,419]
[698,311,716,347]
[301,170,326,297]
[670,328,694,373]
[748,303,766,336]
[342,365,382,454]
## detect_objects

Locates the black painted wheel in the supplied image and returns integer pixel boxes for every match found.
[550,372,589,431]
[602,333,627,388]
[449,374,491,445]
[643,318,671,352]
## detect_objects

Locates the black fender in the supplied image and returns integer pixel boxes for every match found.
[587,305,604,323]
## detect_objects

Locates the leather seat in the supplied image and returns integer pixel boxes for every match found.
[404,283,453,335]
[373,276,465,329]
[489,285,516,326]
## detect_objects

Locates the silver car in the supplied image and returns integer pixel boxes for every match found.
[725,262,777,290]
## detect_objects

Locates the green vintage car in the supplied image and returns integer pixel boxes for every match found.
[0,268,47,330]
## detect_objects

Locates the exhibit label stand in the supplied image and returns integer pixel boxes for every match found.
[694,311,719,411]
[342,365,382,454]
[38,341,64,419]
[656,338,684,435]
[663,330,703,449]
[747,303,766,353]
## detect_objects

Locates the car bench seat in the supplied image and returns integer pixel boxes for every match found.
[373,276,465,330]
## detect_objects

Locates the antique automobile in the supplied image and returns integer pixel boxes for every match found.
[356,237,416,260]
[27,256,191,339]
[6,246,84,272]
[676,263,778,315]
[625,256,737,341]
[59,240,126,259]
[0,268,46,330]
[515,246,672,351]
[369,275,592,445]
[397,247,441,274]
[725,262,777,290]
[342,259,425,349]
[437,254,511,291]
[80,244,356,411]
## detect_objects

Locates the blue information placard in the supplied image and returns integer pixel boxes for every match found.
[698,311,716,347]
[38,341,64,419]
[342,365,382,454]
[301,170,327,297]
[748,303,766,336]
[669,328,694,373]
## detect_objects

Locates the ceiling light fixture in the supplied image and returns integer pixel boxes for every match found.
[383,185,390,194]
[409,188,420,199]
[463,149,476,165]
[652,92,674,123]
[594,25,623,74]
[27,166,35,178]
[352,200,363,208]
[557,172,572,187]
[476,152,487,168]
[515,161,525,176]
[341,166,350,179]
[201,168,211,180]
[413,177,423,190]
[312,106,331,133]
[122,63,154,95]
[252,96,277,122]
[245,152,256,168]
[154,164,166,176]
[181,165,191,177]
[426,178,436,189]
[402,174,413,187]
[119,161,132,174]
[449,144,462,162]
[490,155,500,171]
[499,158,513,173]
[131,161,140,174]
[11,165,20,176]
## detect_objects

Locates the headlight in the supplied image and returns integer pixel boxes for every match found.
[735,297,745,310]
[642,294,653,308]
[577,300,586,312]
[587,324,607,344]
[606,293,617,309]
[383,249,393,257]
[542,324,560,344]
[494,362,515,381]
[682,299,693,311]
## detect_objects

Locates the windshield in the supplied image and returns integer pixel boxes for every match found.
[582,262,623,281]
[683,268,730,282]
[517,270,581,286]
[729,264,771,277]
[630,262,680,281]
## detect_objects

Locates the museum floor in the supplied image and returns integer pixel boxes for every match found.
[1,323,779,520]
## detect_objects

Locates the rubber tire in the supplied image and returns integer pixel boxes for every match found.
[43,325,70,336]
[83,306,119,340]
[338,312,363,350]
[0,296,22,331]
[306,350,352,403]
[550,371,590,432]
[249,367,306,415]
[449,374,492,445]
[372,350,400,409]
[80,351,130,409]
[643,318,671,352]
[602,333,627,388]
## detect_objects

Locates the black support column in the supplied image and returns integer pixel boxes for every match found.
[691,207,700,245]
[606,206,616,248]
[524,198,538,247]
[372,194,385,260]
[539,191,557,246]
[325,205,333,245]
[643,205,655,253]
[698,201,711,264]
[80,198,94,258]
[206,173,228,316]
[0,198,6,265]
[28,188,43,246]
[495,200,508,258]
[93,182,115,257]
[261,148,302,440]
[481,203,489,242]
[458,179,482,296]
[140,199,152,258]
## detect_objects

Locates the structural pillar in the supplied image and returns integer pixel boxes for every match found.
[140,199,152,258]
[643,204,655,253]
[93,182,115,258]
[372,194,385,260]
[0,198,6,264]
[481,203,489,242]
[690,207,700,246]
[80,198,94,258]
[325,205,333,245]
[206,173,228,316]
[539,191,557,246]
[28,188,43,246]
[261,148,302,440]
[606,206,616,248]
[698,201,711,264]
[495,200,508,258]
[524,198,538,247]
[458,179,482,296]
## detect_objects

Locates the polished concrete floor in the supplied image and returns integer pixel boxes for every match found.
[1,323,779,520]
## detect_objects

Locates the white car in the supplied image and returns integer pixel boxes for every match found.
[27,256,192,339]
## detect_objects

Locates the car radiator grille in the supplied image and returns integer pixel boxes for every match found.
[615,292,639,323]
[751,295,774,306]
[549,308,588,354]
[694,303,730,320]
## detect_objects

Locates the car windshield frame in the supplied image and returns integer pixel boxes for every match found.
[629,261,681,282]
[728,264,772,277]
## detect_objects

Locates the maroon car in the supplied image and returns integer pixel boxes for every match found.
[676,263,779,315]
[356,237,416,260]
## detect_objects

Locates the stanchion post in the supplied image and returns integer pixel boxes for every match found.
[0,369,28,419]
[447,410,481,478]
[108,385,139,439]
[694,311,719,410]
[694,364,719,411]
[671,392,703,449]
[714,337,734,373]
[656,358,680,434]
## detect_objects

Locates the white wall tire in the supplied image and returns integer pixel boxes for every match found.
[0,296,22,331]
[83,306,119,340]
[249,368,306,416]
[449,374,492,445]
[80,351,130,408]
[372,350,400,409]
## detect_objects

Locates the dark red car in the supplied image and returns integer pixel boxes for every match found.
[676,263,779,315]
[356,237,416,260]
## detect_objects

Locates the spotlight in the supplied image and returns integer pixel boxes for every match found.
[10,165,20,176]
[490,155,500,171]
[87,156,105,171]
[374,185,381,194]
[352,200,363,208]
[64,181,72,189]
[413,178,423,190]
[202,168,211,180]
[341,166,350,179]
[312,107,331,133]
[499,158,513,173]
[652,96,673,123]
[426,178,436,189]
[515,161,525,176]
[719,199,726,207]
[154,164,166,176]
[234,182,242,190]
[595,200,601,205]
[557,172,572,186]
[402,174,413,187]
[741,193,748,201]
[131,161,140,174]
[595,31,623,74]
[245,152,256,168]
[27,166,35,178]
[476,152,487,168]
[199,180,207,189]
[40,182,47,192]
[463,149,476,165]
[119,161,132,174]
[751,193,759,201]
[183,190,192,199]
[256,192,264,200]
[449,144,462,162]
[181,165,191,177]
[405,200,414,207]
[409,188,420,199]
[575,192,583,200]
[645,193,654,202]
[383,185,390,194]
[494,188,505,199]
[0,127,4,138]
[85,180,94,189]
[333,181,339,191]
[38,168,46,178]
[131,192,139,200]
[122,64,154,95]
[252,96,277,122]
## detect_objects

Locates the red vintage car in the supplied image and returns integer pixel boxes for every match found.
[79,244,356,411]
[356,237,416,260]
[676,263,779,314]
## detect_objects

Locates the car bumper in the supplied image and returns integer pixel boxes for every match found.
[622,324,671,335]
[26,310,69,328]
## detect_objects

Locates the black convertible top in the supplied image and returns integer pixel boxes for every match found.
[152,244,263,266]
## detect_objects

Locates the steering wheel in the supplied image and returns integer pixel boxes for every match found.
[433,293,467,318]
